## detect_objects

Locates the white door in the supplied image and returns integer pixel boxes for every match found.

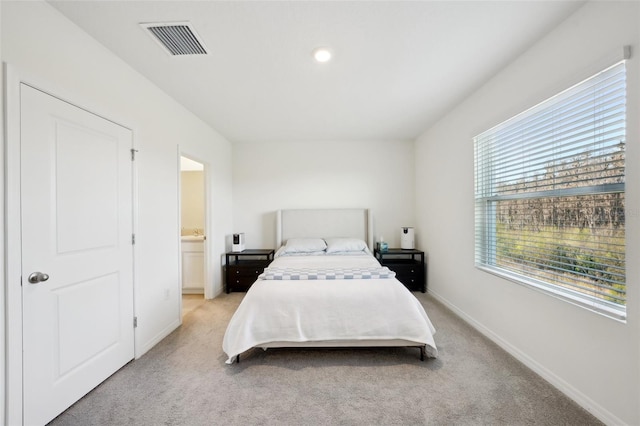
[20,84,135,425]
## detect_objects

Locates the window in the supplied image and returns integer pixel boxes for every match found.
[474,61,626,320]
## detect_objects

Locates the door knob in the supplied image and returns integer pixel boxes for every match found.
[28,272,50,284]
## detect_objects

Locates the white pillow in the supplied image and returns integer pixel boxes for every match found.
[275,246,326,258]
[282,238,327,254]
[325,238,368,254]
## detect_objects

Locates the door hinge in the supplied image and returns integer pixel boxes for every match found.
[130,148,138,161]
[134,316,138,328]
[132,234,136,245]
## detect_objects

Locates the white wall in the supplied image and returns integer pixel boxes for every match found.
[0,3,5,424]
[1,1,233,422]
[232,140,416,249]
[181,171,205,235]
[415,2,639,424]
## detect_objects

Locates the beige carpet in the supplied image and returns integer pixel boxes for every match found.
[182,294,206,316]
[49,292,602,425]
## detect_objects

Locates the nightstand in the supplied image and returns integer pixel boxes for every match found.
[225,249,275,293]
[374,248,426,293]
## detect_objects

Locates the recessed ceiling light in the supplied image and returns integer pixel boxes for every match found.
[313,47,332,63]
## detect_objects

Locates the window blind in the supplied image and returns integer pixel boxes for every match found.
[474,61,626,319]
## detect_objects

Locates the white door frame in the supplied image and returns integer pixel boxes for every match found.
[178,150,213,300]
[4,64,139,425]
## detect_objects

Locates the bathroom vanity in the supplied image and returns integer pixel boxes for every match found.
[181,235,205,294]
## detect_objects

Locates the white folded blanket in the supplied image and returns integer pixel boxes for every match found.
[259,266,395,280]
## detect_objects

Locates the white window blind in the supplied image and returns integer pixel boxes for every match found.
[474,61,626,320]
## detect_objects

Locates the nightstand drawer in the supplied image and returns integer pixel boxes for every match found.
[391,264,423,276]
[228,274,259,290]
[227,265,265,278]
[225,264,267,292]
[395,274,424,292]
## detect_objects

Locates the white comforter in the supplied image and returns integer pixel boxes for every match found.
[222,254,438,364]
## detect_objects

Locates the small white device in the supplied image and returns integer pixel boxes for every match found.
[400,227,415,250]
[232,233,245,252]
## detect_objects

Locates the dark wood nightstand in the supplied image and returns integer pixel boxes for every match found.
[225,249,275,293]
[374,248,426,293]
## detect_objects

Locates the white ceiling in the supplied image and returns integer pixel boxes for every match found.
[48,0,584,144]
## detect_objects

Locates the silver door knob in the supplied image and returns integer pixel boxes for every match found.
[28,272,49,284]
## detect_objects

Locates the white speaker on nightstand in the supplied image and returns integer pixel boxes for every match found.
[400,227,415,250]
[232,233,245,252]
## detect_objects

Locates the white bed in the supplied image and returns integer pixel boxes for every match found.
[222,209,438,364]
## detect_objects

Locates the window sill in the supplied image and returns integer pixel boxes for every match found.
[476,265,626,323]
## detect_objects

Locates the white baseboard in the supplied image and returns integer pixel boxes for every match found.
[182,288,205,295]
[428,290,624,426]
[135,318,181,359]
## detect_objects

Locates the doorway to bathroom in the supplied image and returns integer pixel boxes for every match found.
[180,156,207,316]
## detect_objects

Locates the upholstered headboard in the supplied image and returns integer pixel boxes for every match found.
[276,209,373,250]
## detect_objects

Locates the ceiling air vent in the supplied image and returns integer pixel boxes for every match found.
[141,22,208,56]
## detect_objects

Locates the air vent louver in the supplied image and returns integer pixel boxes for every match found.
[141,22,208,56]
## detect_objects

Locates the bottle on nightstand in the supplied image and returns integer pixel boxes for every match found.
[376,236,388,253]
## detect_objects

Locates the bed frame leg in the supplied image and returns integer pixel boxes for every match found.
[236,354,240,364]
[420,346,425,362]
